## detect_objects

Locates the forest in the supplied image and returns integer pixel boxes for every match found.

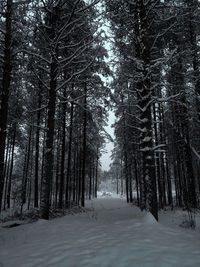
[0,0,200,224]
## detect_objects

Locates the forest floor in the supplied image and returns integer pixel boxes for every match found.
[0,194,200,267]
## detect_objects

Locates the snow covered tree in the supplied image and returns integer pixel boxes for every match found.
[105,0,200,219]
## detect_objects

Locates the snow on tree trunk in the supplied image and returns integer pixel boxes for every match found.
[40,60,57,219]
[137,1,158,221]
[40,4,58,219]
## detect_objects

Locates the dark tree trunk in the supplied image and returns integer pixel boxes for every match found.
[124,150,129,203]
[129,165,133,203]
[40,114,47,205]
[120,158,123,195]
[3,135,10,192]
[153,104,163,208]
[3,137,12,210]
[58,90,67,209]
[40,5,59,219]
[72,143,76,202]
[65,100,74,206]
[21,126,32,207]
[138,1,158,220]
[28,138,34,210]
[92,159,95,198]
[134,158,140,206]
[55,124,61,208]
[0,0,12,211]
[7,124,16,209]
[116,172,119,195]
[34,90,42,208]
[165,156,173,208]
[40,59,57,219]
[78,138,82,205]
[95,153,99,198]
[81,84,87,207]
[89,159,92,200]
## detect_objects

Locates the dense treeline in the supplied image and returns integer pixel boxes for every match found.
[105,0,200,220]
[1,0,200,223]
[0,0,110,219]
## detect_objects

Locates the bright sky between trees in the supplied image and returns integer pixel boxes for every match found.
[100,111,115,171]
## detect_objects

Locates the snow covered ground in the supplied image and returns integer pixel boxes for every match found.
[0,194,200,267]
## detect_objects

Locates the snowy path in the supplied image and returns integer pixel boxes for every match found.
[0,197,200,267]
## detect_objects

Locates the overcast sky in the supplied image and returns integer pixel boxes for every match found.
[98,4,115,171]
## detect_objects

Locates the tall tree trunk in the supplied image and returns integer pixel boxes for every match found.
[92,159,95,198]
[124,149,129,203]
[129,165,133,203]
[137,1,158,220]
[40,114,47,205]
[40,58,57,219]
[3,137,12,210]
[120,158,123,195]
[58,90,67,209]
[34,89,42,208]
[40,4,59,219]
[55,124,61,208]
[95,152,99,198]
[21,126,32,208]
[72,142,76,202]
[77,135,82,205]
[65,100,74,207]
[28,138,34,210]
[0,0,12,211]
[153,104,162,208]
[81,84,87,207]
[116,172,119,195]
[134,158,140,206]
[89,159,92,200]
[7,123,16,209]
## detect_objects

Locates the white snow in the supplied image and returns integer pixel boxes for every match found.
[0,195,200,267]
[142,136,152,142]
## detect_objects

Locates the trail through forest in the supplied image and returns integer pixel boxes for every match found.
[0,195,200,267]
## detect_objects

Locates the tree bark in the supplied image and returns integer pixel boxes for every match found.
[7,123,16,209]
[58,90,67,209]
[65,100,74,206]
[21,126,32,207]
[40,59,57,219]
[138,1,158,220]
[34,89,42,208]
[0,0,12,211]
[81,83,87,207]
[40,5,59,219]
